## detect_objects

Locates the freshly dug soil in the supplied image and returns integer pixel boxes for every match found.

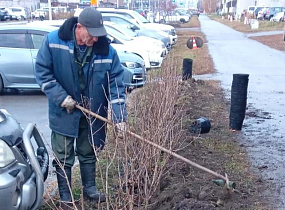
[148,78,267,209]
[147,17,283,210]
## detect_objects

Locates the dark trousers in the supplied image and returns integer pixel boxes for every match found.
[51,117,96,168]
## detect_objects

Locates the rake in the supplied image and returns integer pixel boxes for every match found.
[76,104,236,190]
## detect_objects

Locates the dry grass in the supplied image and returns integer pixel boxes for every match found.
[250,34,285,51]
[168,16,215,75]
[210,14,284,33]
[210,14,285,51]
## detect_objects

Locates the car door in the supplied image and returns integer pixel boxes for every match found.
[0,29,35,86]
[26,29,49,81]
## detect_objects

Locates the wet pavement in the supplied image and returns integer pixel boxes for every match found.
[198,15,285,209]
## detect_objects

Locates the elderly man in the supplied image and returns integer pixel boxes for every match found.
[35,7,127,208]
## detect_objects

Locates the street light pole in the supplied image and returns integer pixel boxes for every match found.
[48,0,52,20]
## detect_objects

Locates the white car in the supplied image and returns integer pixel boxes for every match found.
[101,13,172,50]
[31,9,47,19]
[6,7,28,20]
[86,8,178,45]
[257,7,269,20]
[155,11,190,23]
[105,24,164,69]
[271,11,285,22]
[104,21,168,56]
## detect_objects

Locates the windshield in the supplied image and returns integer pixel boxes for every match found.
[175,9,187,15]
[117,25,137,37]
[130,10,149,23]
[105,25,133,41]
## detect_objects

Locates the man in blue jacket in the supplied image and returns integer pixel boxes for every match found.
[35,7,127,208]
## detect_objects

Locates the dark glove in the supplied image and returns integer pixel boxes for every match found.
[61,95,76,113]
[115,122,127,139]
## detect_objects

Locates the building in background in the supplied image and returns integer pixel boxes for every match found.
[197,0,284,14]
[174,0,198,9]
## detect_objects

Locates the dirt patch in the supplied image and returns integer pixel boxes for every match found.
[210,15,284,33]
[249,34,285,51]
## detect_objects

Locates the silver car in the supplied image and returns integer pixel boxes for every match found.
[0,24,146,93]
[0,109,49,209]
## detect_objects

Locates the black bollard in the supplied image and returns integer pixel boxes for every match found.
[229,74,249,130]
[182,58,193,80]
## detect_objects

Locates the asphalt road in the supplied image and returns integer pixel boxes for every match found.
[198,14,285,208]
[0,89,50,140]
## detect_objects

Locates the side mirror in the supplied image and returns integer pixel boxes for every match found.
[130,24,139,31]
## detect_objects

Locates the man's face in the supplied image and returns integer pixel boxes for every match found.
[77,24,98,46]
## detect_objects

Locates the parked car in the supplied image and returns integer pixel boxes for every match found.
[0,9,9,21]
[257,7,269,20]
[154,10,190,24]
[105,24,165,69]
[264,7,285,20]
[102,13,171,50]
[188,9,199,17]
[104,21,167,56]
[118,50,146,90]
[0,24,146,93]
[6,7,29,20]
[95,8,178,45]
[254,6,266,18]
[271,11,284,22]
[31,8,47,20]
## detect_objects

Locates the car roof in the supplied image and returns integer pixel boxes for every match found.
[97,8,136,14]
[102,13,134,21]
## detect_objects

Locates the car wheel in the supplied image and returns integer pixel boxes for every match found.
[180,18,185,23]
[159,19,166,24]
[0,75,4,94]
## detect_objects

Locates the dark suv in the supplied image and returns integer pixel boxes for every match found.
[264,7,285,20]
[0,9,9,21]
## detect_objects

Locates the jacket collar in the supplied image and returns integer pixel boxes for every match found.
[58,17,109,56]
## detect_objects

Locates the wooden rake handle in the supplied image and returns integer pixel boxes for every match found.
[75,104,228,182]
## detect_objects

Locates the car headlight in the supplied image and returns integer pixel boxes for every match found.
[121,62,142,69]
[0,139,15,167]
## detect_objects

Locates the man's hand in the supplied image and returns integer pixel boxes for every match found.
[61,95,76,113]
[115,122,127,139]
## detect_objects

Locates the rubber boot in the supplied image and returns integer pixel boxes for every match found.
[80,163,106,203]
[56,166,73,209]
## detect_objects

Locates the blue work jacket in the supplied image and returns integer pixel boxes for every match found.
[35,17,127,148]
